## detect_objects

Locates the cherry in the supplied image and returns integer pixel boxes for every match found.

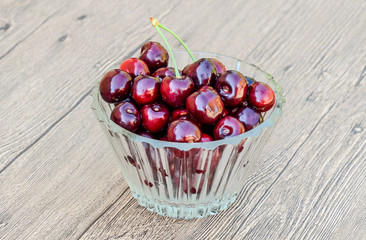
[99,69,132,103]
[209,58,226,74]
[234,106,263,131]
[141,103,170,133]
[245,76,256,86]
[160,136,168,141]
[182,58,217,88]
[167,119,201,142]
[186,86,224,125]
[139,41,169,73]
[200,133,213,142]
[247,82,275,112]
[171,108,191,122]
[213,116,245,140]
[152,67,180,81]
[119,58,150,79]
[131,75,160,105]
[110,102,141,133]
[170,108,202,128]
[160,75,195,108]
[215,70,248,107]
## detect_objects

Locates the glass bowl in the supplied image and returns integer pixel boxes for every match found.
[91,51,285,219]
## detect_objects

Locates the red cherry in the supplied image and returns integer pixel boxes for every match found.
[209,58,226,74]
[234,106,263,130]
[141,103,170,133]
[186,86,224,125]
[131,75,160,105]
[182,58,217,88]
[213,116,245,140]
[170,108,202,128]
[119,58,150,79]
[200,133,213,142]
[215,70,248,107]
[247,82,275,112]
[110,102,141,132]
[160,136,168,141]
[167,120,201,143]
[152,67,180,81]
[160,76,195,108]
[139,41,169,73]
[99,69,132,103]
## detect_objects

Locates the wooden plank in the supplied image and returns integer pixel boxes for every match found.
[0,0,181,171]
[0,0,365,239]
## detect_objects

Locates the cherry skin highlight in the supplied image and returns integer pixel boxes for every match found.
[119,58,150,79]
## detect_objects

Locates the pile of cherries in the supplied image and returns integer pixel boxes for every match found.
[100,39,275,143]
[99,40,275,142]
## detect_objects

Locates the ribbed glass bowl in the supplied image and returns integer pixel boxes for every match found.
[91,51,285,219]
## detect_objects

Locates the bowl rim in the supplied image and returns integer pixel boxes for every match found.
[91,51,285,151]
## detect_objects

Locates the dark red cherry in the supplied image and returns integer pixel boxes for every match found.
[141,103,170,133]
[186,86,224,125]
[136,131,156,139]
[167,120,201,143]
[182,58,217,88]
[227,99,248,115]
[200,133,213,142]
[139,41,169,73]
[213,116,245,140]
[171,108,190,121]
[131,75,160,105]
[152,67,180,81]
[160,76,195,108]
[99,69,132,103]
[119,58,150,79]
[110,102,141,132]
[234,106,263,131]
[170,108,202,128]
[215,70,248,107]
[247,82,275,112]
[160,136,168,141]
[245,76,256,86]
[209,58,226,74]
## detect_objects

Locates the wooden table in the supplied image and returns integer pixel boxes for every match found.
[1,0,365,239]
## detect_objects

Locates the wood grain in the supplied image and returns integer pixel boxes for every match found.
[0,0,365,239]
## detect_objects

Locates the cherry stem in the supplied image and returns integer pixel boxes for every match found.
[151,18,196,62]
[150,17,181,77]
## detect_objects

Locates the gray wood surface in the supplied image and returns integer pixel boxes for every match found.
[0,0,365,239]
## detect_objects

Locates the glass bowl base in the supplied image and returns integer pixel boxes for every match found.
[131,191,238,219]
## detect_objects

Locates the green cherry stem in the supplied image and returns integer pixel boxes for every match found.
[150,17,181,78]
[151,18,196,62]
